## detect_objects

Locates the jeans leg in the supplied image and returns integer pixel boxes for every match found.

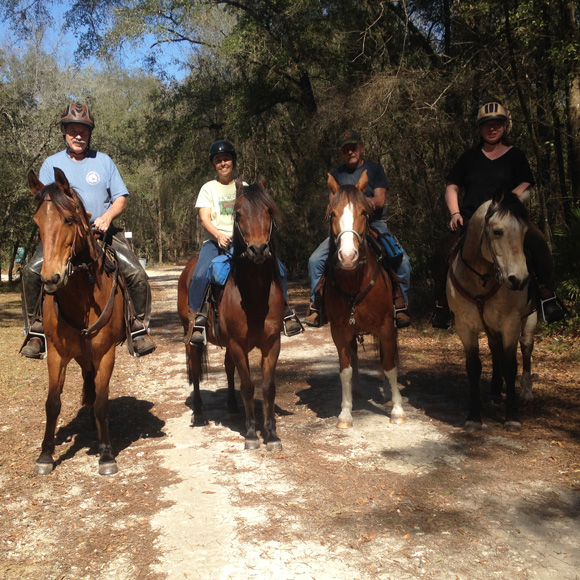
[396,252,412,303]
[189,241,219,312]
[308,238,330,302]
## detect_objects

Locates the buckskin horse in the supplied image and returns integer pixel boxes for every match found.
[324,171,404,429]
[447,190,537,431]
[177,177,286,450]
[28,168,126,475]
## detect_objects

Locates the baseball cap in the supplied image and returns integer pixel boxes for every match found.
[337,129,361,148]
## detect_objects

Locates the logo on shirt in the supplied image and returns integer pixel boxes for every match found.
[86,171,101,185]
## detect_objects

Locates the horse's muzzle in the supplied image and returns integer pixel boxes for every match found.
[243,243,271,264]
[42,272,69,294]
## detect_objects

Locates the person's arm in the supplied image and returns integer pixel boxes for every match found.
[445,183,463,231]
[93,195,127,233]
[371,187,386,211]
[199,207,231,248]
[512,182,532,197]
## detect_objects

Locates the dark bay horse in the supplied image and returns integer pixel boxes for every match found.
[323,171,403,429]
[447,191,537,431]
[177,177,286,450]
[28,168,126,475]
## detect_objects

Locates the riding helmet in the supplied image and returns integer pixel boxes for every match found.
[476,102,508,127]
[60,103,95,131]
[209,140,237,167]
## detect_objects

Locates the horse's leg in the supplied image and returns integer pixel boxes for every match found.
[225,349,239,414]
[92,349,118,475]
[457,326,483,430]
[229,344,259,449]
[35,352,69,475]
[519,313,536,402]
[502,338,521,432]
[488,330,504,405]
[351,338,360,398]
[331,326,354,429]
[187,343,208,426]
[379,335,404,424]
[260,337,282,451]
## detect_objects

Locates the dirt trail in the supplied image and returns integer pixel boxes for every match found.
[1,265,579,580]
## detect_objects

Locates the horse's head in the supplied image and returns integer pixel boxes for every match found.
[233,176,279,265]
[29,168,94,293]
[483,191,530,291]
[327,170,371,270]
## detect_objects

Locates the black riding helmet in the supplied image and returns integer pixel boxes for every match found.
[209,140,237,168]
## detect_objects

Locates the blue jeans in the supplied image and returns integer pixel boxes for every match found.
[307,221,411,303]
[188,240,290,312]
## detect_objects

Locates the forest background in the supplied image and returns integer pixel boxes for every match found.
[1,0,579,322]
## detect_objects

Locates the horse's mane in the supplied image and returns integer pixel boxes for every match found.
[486,190,529,224]
[35,182,90,230]
[236,182,280,221]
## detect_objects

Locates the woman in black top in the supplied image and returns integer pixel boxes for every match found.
[432,102,565,327]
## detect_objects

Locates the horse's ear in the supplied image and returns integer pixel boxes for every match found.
[54,168,73,197]
[356,170,368,193]
[28,170,44,195]
[235,176,245,197]
[327,173,340,196]
[257,175,268,191]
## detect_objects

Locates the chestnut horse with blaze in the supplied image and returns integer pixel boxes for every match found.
[28,168,126,476]
[178,177,286,450]
[324,171,404,428]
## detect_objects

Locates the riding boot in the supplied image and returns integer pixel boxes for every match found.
[283,306,303,337]
[188,303,209,345]
[431,300,452,330]
[393,284,411,329]
[539,288,566,324]
[20,246,47,359]
[111,231,155,357]
[303,294,322,327]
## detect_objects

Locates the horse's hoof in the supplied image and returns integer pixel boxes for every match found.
[504,420,522,432]
[190,413,208,427]
[244,439,261,450]
[266,440,282,452]
[464,420,482,432]
[34,462,54,476]
[337,419,353,429]
[390,415,406,425]
[98,461,118,476]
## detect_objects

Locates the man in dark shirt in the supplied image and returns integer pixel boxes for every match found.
[304,130,412,328]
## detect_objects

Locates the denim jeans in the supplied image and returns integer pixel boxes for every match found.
[188,240,290,312]
[307,220,411,303]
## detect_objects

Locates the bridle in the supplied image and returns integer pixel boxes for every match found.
[234,212,275,259]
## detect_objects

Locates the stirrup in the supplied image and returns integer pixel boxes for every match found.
[540,296,566,324]
[188,324,207,346]
[20,330,47,359]
[394,305,411,329]
[283,309,304,337]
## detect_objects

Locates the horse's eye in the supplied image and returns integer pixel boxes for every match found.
[492,228,503,237]
[234,211,242,221]
[63,217,73,225]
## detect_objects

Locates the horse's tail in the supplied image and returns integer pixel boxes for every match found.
[186,343,208,386]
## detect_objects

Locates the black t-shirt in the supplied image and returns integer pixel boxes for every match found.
[331,160,389,221]
[446,147,535,219]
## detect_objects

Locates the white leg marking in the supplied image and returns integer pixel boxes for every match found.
[338,366,353,428]
[384,367,405,424]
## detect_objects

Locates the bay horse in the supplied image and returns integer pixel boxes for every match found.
[177,177,286,450]
[447,190,537,431]
[28,168,126,475]
[324,171,403,429]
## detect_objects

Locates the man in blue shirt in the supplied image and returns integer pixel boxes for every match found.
[20,103,155,358]
[304,129,412,328]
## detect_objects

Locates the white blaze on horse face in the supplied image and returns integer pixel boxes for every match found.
[337,201,359,268]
